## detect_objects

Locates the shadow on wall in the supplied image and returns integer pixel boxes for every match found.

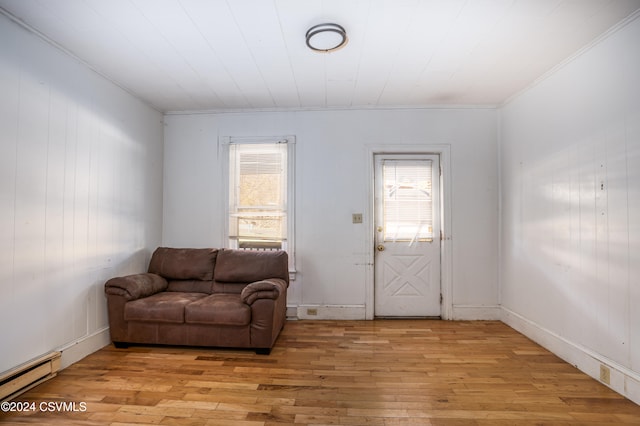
[110,247,155,277]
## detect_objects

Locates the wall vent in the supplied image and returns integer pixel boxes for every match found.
[0,352,61,401]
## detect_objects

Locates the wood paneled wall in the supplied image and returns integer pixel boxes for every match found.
[0,14,164,374]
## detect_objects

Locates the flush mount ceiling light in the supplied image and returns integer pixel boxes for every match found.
[305,23,348,52]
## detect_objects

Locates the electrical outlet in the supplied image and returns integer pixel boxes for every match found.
[352,213,363,224]
[306,308,318,316]
[600,364,611,385]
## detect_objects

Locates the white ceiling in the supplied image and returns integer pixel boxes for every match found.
[1,0,639,112]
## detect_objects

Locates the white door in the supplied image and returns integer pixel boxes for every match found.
[374,155,441,317]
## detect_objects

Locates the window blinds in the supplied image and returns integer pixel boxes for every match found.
[228,142,288,247]
[382,159,433,242]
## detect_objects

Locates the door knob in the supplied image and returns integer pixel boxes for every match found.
[376,244,385,252]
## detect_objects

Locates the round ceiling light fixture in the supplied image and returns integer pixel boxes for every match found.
[305,23,348,52]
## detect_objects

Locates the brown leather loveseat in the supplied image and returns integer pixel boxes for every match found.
[104,247,289,354]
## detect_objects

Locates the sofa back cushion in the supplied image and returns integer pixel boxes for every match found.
[214,249,289,290]
[148,247,218,281]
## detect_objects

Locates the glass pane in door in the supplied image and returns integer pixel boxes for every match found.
[382,160,433,242]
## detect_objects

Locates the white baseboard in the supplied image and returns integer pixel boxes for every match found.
[291,305,502,321]
[501,307,640,406]
[451,305,502,320]
[57,327,111,370]
[286,306,299,319]
[296,305,366,320]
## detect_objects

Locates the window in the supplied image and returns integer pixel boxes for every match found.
[224,136,295,274]
[382,159,434,242]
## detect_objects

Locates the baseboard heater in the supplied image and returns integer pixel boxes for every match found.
[0,352,61,401]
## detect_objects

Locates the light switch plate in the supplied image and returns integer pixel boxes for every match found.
[352,213,363,224]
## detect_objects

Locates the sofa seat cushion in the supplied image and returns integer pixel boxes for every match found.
[124,292,206,323]
[185,294,250,326]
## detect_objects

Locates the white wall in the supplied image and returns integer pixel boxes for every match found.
[500,15,640,403]
[163,108,499,319]
[0,14,164,373]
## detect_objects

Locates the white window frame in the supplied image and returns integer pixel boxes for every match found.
[220,135,296,279]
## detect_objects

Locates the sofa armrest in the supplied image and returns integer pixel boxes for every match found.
[240,279,285,305]
[105,273,168,301]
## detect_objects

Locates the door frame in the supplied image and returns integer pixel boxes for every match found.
[365,144,452,320]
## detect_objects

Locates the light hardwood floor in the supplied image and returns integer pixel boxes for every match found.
[2,320,640,425]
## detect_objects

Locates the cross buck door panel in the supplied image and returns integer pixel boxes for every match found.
[374,155,441,317]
